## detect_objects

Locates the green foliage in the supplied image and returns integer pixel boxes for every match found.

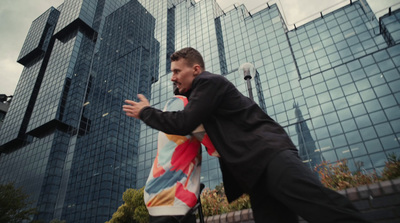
[0,182,37,223]
[133,205,148,223]
[107,187,149,223]
[381,153,400,180]
[107,204,134,223]
[200,183,250,217]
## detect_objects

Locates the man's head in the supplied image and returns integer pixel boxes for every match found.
[170,47,204,94]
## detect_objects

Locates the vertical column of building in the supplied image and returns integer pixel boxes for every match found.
[28,1,106,221]
[25,0,98,136]
[55,1,159,222]
[0,10,66,219]
[214,17,228,75]
[135,0,176,188]
[165,5,176,73]
[253,71,267,112]
[0,8,60,152]
[50,0,134,220]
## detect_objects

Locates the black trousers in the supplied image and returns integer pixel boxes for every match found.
[149,214,196,223]
[249,149,371,223]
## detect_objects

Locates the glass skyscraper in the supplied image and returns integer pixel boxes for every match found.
[0,0,399,222]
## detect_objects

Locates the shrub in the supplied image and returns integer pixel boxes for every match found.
[106,187,148,223]
[200,183,250,217]
[381,153,400,180]
[314,159,380,191]
[314,154,400,191]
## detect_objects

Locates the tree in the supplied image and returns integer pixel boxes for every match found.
[107,187,149,223]
[0,182,37,223]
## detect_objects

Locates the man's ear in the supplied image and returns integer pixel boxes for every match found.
[193,64,201,76]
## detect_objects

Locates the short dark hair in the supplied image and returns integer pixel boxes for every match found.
[170,47,205,70]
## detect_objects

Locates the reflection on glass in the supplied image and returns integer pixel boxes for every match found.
[293,102,324,169]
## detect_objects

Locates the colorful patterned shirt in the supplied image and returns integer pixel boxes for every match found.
[144,96,217,216]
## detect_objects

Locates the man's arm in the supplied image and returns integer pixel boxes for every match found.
[123,74,227,135]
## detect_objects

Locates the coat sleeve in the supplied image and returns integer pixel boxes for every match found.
[139,74,226,135]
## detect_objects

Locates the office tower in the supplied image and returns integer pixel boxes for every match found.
[0,0,158,222]
[0,0,399,222]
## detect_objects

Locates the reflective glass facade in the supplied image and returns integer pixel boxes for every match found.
[0,0,399,222]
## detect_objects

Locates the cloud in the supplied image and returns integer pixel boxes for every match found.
[214,0,348,27]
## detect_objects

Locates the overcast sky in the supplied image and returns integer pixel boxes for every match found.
[0,0,398,96]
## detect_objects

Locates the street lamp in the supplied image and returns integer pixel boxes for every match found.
[239,62,256,100]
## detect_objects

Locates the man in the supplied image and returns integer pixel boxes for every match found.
[123,47,369,222]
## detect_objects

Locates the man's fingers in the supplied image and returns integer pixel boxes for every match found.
[137,94,149,104]
[124,99,136,105]
[122,105,132,111]
[125,112,135,117]
[123,95,149,119]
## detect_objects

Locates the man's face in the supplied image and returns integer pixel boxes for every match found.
[170,58,199,93]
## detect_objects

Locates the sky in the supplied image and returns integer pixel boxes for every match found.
[0,0,398,96]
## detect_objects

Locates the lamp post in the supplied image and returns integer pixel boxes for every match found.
[239,62,256,100]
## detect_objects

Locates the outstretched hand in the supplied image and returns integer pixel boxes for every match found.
[123,94,150,119]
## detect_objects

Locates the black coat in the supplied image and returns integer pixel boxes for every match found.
[140,71,297,201]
